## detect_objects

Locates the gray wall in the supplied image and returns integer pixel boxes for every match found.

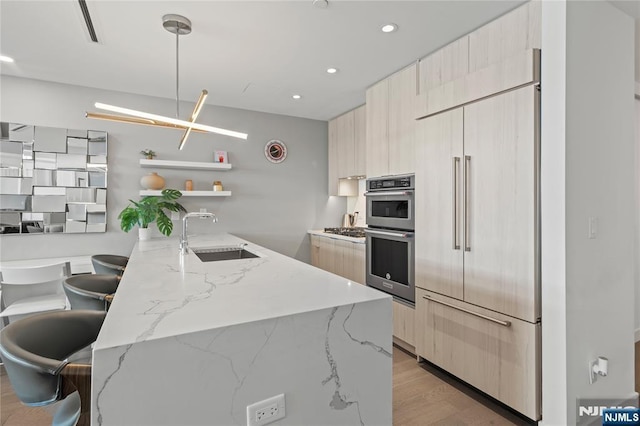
[541,2,637,424]
[0,75,346,262]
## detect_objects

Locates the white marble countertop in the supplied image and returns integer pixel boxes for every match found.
[95,233,387,351]
[307,229,366,244]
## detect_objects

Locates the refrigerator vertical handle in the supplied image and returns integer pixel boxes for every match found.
[464,155,471,252]
[452,157,460,250]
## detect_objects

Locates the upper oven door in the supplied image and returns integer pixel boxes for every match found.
[365,189,414,230]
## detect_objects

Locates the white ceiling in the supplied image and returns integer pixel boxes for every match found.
[13,1,622,122]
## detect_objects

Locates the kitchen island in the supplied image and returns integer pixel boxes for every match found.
[92,233,392,426]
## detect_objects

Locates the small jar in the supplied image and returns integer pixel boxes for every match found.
[185,180,193,191]
[213,181,223,191]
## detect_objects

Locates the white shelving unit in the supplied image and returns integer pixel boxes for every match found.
[139,158,233,197]
[139,159,232,170]
[139,190,232,197]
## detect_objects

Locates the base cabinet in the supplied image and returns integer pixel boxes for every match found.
[415,288,540,420]
[310,235,365,285]
[392,300,415,349]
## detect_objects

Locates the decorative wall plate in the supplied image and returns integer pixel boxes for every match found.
[264,140,287,163]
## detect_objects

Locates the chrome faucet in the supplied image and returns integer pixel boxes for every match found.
[180,212,218,254]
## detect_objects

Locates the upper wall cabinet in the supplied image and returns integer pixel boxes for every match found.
[416,0,541,119]
[365,79,389,178]
[467,0,541,73]
[419,36,469,94]
[328,105,366,196]
[388,65,417,176]
[366,63,417,178]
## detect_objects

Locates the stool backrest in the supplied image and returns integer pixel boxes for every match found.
[0,262,71,308]
[0,310,106,405]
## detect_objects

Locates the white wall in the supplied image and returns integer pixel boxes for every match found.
[540,1,568,423]
[0,76,346,263]
[542,1,637,424]
[636,94,640,341]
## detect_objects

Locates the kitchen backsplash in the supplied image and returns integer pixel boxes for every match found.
[346,179,366,227]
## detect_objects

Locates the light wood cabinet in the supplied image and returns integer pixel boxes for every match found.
[392,300,415,348]
[310,235,365,285]
[388,65,417,175]
[415,108,464,300]
[467,0,541,73]
[416,85,538,323]
[336,112,354,180]
[418,36,469,94]
[365,79,389,178]
[366,64,417,177]
[463,85,538,322]
[354,105,366,177]
[328,119,339,196]
[328,105,366,195]
[416,288,540,420]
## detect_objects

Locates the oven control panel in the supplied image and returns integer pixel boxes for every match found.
[368,175,414,191]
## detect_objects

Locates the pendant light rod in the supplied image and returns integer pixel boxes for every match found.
[85,13,248,146]
[176,30,180,119]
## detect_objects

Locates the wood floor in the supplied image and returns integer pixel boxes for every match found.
[3,343,639,425]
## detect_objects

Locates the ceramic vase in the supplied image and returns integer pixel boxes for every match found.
[140,172,165,190]
[138,227,151,241]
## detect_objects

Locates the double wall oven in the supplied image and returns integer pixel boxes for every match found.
[364,174,415,305]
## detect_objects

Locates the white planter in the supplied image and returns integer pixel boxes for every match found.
[138,228,152,241]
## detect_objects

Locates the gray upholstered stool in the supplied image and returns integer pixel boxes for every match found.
[64,275,119,311]
[0,310,106,426]
[91,254,128,276]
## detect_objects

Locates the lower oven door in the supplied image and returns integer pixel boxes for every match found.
[365,228,415,304]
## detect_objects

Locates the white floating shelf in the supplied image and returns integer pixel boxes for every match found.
[139,190,232,197]
[139,159,232,170]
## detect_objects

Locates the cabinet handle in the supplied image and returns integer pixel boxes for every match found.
[464,155,471,252]
[423,295,511,327]
[452,157,460,250]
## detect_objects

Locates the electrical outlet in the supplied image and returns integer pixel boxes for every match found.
[247,394,285,426]
[200,208,207,213]
[171,211,180,220]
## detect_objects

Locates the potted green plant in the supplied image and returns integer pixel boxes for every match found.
[118,189,187,240]
[140,149,157,160]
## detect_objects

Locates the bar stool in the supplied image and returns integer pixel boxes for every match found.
[63,275,119,311]
[0,310,106,426]
[90,255,128,277]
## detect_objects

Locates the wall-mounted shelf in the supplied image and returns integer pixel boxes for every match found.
[139,190,232,197]
[139,159,232,170]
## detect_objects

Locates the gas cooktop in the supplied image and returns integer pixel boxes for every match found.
[323,227,366,238]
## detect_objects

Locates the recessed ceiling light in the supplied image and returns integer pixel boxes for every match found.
[326,68,338,74]
[292,94,302,100]
[381,23,398,33]
[0,55,15,63]
[312,0,329,9]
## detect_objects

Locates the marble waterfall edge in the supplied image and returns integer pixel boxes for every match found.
[92,299,392,425]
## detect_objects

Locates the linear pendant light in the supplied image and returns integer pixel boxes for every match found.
[86,14,248,149]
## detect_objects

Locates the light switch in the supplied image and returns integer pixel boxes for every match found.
[588,217,598,239]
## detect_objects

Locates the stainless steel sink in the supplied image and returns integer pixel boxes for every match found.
[192,246,260,262]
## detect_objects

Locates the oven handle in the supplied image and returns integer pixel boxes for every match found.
[364,190,413,197]
[364,229,414,239]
